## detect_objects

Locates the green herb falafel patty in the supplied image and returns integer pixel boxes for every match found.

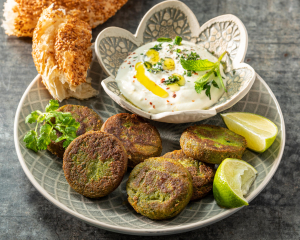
[47,105,103,158]
[101,113,162,168]
[63,131,128,198]
[180,125,246,164]
[126,157,193,220]
[163,150,215,200]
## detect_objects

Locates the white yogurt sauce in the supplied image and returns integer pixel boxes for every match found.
[115,40,226,114]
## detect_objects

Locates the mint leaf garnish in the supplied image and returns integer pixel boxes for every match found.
[187,51,228,98]
[180,58,215,71]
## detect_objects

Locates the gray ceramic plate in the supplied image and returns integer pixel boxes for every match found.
[14,49,285,235]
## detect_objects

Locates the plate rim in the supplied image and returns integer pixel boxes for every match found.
[14,73,285,236]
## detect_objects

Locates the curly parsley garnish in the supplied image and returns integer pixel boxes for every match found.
[180,51,228,99]
[23,100,80,152]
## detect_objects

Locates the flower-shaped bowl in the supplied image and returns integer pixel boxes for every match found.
[95,0,255,123]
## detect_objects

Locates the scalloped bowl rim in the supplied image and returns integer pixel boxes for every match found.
[14,73,286,236]
[94,0,256,122]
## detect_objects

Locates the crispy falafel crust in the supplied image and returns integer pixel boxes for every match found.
[63,131,127,198]
[101,113,162,168]
[163,150,215,201]
[47,105,103,158]
[126,157,193,220]
[180,125,247,164]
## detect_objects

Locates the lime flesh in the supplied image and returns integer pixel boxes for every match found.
[221,112,278,152]
[213,158,257,208]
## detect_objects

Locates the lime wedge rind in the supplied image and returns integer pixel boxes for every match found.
[221,112,278,153]
[213,158,257,208]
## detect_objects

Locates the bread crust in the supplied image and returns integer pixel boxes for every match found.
[32,6,98,101]
[3,0,128,37]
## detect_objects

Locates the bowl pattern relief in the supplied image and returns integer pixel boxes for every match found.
[142,7,192,42]
[95,1,255,123]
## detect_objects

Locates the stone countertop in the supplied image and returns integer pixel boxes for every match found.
[0,0,299,239]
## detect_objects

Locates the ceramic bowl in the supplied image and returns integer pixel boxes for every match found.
[95,0,256,123]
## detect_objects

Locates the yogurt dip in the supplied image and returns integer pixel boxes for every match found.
[115,40,226,114]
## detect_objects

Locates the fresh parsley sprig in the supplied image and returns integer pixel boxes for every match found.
[23,100,80,152]
[180,51,228,98]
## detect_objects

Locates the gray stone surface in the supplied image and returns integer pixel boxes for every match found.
[0,0,299,239]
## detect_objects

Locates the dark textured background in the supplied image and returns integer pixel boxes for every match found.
[0,0,299,239]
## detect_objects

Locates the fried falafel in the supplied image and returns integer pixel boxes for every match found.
[126,157,193,220]
[180,125,246,164]
[63,131,128,198]
[163,150,215,200]
[101,113,162,168]
[47,105,103,158]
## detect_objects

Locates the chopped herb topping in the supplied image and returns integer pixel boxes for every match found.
[157,37,172,42]
[174,36,182,45]
[184,52,200,61]
[147,59,164,73]
[144,62,152,69]
[150,43,163,51]
[163,75,180,85]
[183,70,192,77]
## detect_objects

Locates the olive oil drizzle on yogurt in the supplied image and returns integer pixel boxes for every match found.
[135,62,169,98]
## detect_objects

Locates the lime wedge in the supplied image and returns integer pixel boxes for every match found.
[213,158,257,208]
[221,112,278,152]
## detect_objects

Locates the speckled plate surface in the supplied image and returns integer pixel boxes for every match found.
[14,48,285,235]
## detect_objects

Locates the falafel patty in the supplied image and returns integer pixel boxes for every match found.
[126,157,193,220]
[101,113,162,168]
[180,125,246,164]
[47,105,103,158]
[163,150,215,201]
[63,131,128,198]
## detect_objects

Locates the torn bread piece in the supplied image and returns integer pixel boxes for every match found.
[32,5,98,102]
[2,0,128,37]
